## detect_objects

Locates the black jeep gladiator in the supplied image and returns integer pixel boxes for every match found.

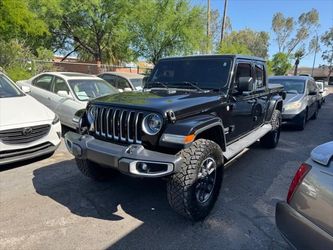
[65,55,284,221]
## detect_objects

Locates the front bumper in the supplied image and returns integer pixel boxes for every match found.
[0,122,61,166]
[64,131,182,177]
[282,109,306,124]
[276,201,333,250]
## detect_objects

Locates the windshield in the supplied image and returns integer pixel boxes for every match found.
[147,58,232,90]
[0,74,24,98]
[130,78,143,88]
[269,78,305,94]
[68,79,119,101]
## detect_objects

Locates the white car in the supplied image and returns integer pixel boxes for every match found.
[316,81,328,105]
[0,73,61,166]
[98,72,145,91]
[17,72,119,129]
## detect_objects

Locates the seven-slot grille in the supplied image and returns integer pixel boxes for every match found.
[91,106,144,144]
[0,124,50,145]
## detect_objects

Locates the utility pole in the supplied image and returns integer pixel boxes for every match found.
[220,0,228,44]
[207,0,211,53]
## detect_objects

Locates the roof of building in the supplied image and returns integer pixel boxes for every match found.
[288,67,331,78]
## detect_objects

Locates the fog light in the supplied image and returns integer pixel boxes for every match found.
[137,162,149,173]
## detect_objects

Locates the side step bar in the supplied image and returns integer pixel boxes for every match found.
[224,124,272,160]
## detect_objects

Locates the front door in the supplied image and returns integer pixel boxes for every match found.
[227,61,257,142]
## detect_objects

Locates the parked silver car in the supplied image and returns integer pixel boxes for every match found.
[98,72,144,91]
[17,72,119,129]
[275,141,333,249]
[316,81,328,105]
[268,76,319,130]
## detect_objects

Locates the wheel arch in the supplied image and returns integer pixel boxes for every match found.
[265,96,283,122]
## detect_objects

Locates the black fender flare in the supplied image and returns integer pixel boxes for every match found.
[265,96,283,122]
[159,114,227,151]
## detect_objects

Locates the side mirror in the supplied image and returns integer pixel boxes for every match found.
[124,87,132,92]
[57,90,72,99]
[21,85,31,93]
[238,77,254,93]
[281,91,287,100]
[309,90,317,95]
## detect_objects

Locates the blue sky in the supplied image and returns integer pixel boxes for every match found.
[193,0,333,67]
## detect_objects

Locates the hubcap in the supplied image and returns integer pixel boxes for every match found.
[195,157,217,203]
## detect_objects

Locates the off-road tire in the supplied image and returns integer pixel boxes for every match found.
[311,102,319,120]
[260,109,281,148]
[76,158,118,181]
[295,109,307,131]
[167,139,223,221]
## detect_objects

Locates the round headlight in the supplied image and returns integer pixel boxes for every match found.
[87,106,96,124]
[142,113,163,135]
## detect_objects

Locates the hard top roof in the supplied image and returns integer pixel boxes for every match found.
[160,54,265,62]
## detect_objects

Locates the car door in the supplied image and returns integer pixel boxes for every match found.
[307,80,318,117]
[227,61,257,142]
[29,74,54,109]
[51,76,85,128]
[252,62,269,128]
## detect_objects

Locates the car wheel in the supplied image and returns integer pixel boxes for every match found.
[260,109,281,148]
[311,103,319,120]
[296,110,307,131]
[75,158,118,181]
[167,139,223,221]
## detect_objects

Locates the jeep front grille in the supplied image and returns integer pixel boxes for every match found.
[0,124,51,145]
[91,106,144,144]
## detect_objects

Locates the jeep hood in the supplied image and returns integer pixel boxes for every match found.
[90,91,223,119]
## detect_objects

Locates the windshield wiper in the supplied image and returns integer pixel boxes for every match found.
[147,81,169,89]
[171,81,204,92]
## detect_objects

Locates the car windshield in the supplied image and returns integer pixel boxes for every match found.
[129,78,143,88]
[68,79,119,101]
[0,74,24,98]
[269,78,305,94]
[147,57,232,91]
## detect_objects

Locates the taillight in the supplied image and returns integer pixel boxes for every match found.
[287,163,311,204]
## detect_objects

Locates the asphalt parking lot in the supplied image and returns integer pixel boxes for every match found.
[1,88,333,250]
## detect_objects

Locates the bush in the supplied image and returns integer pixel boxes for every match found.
[6,66,32,81]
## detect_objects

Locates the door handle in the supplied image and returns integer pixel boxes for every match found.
[47,97,51,100]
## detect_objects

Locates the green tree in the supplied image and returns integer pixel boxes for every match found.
[130,0,206,64]
[271,52,292,75]
[33,0,133,64]
[0,0,48,52]
[0,39,34,81]
[219,41,251,55]
[219,29,269,58]
[320,27,333,82]
[272,9,319,56]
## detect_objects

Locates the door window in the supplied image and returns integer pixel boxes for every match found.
[33,75,53,91]
[233,62,253,93]
[53,77,70,95]
[255,64,265,88]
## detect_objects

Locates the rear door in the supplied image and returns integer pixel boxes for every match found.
[30,74,54,109]
[227,60,257,142]
[253,62,269,128]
